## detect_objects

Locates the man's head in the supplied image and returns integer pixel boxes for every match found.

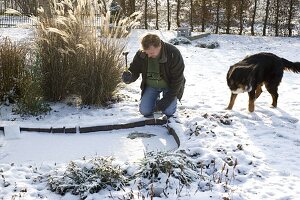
[141,33,161,58]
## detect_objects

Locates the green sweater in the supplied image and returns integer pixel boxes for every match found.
[146,57,168,88]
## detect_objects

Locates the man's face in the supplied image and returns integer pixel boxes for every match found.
[144,45,161,58]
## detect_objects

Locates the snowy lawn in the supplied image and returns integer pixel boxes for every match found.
[0,28,300,199]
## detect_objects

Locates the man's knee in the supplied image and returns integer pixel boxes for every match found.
[139,104,153,117]
[163,107,176,116]
[162,100,177,116]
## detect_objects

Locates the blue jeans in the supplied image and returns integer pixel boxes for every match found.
[139,87,177,117]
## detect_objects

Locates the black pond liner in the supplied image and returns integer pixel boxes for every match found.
[0,118,180,147]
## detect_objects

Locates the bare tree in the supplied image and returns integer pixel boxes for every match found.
[287,0,295,36]
[15,0,38,15]
[144,0,148,29]
[112,0,299,36]
[155,0,159,30]
[176,0,181,27]
[251,0,258,35]
[201,0,207,32]
[263,0,270,36]
[38,0,52,16]
[274,0,280,36]
[167,0,171,30]
[129,0,136,15]
[238,0,245,35]
[118,0,126,16]
[190,0,194,31]
[215,0,221,34]
[225,0,233,34]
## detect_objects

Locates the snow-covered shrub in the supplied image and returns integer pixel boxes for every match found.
[202,113,232,125]
[45,152,238,198]
[134,151,238,197]
[48,157,128,199]
[135,151,200,192]
[169,37,192,45]
[195,41,220,49]
[35,0,141,105]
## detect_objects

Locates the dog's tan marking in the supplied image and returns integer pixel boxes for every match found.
[255,83,263,99]
[271,94,278,108]
[226,93,237,110]
[248,98,255,112]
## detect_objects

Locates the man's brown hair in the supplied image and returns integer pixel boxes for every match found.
[141,33,161,50]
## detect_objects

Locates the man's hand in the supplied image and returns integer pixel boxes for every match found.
[122,71,132,84]
[156,97,174,111]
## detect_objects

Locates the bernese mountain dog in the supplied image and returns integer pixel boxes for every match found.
[226,52,300,112]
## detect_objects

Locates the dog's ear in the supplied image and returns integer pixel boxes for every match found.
[227,65,235,80]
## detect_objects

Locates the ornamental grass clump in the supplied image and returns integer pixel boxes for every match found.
[0,37,27,103]
[15,52,51,116]
[0,37,50,115]
[35,0,141,105]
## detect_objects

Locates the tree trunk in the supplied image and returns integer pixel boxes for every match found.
[275,0,280,36]
[155,0,159,30]
[167,0,171,30]
[215,0,220,34]
[251,0,257,35]
[176,0,181,27]
[287,0,294,36]
[239,0,245,35]
[263,0,270,36]
[38,0,51,17]
[118,0,126,16]
[225,0,232,34]
[190,0,194,31]
[201,0,206,32]
[129,0,135,15]
[144,0,147,29]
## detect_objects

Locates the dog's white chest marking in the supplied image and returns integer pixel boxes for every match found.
[232,88,245,94]
[231,86,252,94]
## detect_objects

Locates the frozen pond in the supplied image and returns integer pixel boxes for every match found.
[0,126,178,164]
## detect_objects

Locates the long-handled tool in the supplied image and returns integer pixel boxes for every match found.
[122,51,129,71]
[122,51,131,84]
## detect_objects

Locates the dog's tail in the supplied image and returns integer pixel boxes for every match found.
[282,58,300,73]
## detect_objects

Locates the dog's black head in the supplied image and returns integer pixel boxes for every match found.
[227,65,254,94]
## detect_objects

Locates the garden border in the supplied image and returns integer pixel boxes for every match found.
[0,118,180,147]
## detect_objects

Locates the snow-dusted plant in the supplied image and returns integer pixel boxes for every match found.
[169,37,192,45]
[135,151,200,191]
[195,41,220,49]
[48,157,128,199]
[33,0,141,105]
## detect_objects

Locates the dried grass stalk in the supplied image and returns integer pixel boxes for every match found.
[35,0,141,105]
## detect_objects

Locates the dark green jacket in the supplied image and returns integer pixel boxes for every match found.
[128,41,186,100]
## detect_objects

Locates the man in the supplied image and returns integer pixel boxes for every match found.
[122,33,185,118]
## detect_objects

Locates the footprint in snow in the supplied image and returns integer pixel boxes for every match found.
[278,116,299,124]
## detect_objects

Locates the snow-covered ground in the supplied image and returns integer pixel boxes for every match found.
[0,28,300,199]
